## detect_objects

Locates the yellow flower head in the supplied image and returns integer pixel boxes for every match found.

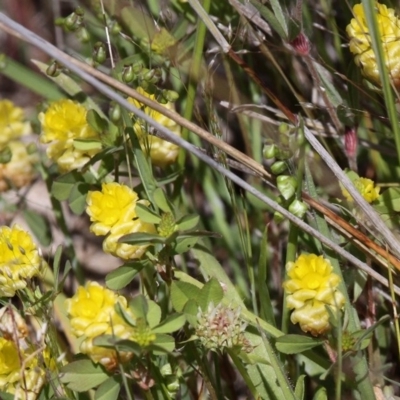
[86,182,140,236]
[283,254,345,336]
[289,300,332,337]
[341,177,380,203]
[128,87,181,166]
[0,337,20,378]
[13,367,45,400]
[39,99,101,172]
[65,281,133,338]
[346,2,400,88]
[0,140,38,192]
[0,100,31,146]
[103,219,157,260]
[0,337,45,398]
[0,225,42,297]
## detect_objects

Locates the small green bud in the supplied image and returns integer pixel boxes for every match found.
[148,69,162,84]
[122,65,135,83]
[109,20,122,35]
[288,199,308,219]
[64,10,83,31]
[158,212,176,237]
[139,80,150,91]
[275,148,292,160]
[167,380,180,393]
[263,144,277,159]
[93,42,107,64]
[132,63,143,74]
[162,89,179,103]
[77,27,90,43]
[279,123,290,134]
[46,60,62,77]
[109,103,121,123]
[75,6,84,16]
[277,175,297,200]
[270,160,288,175]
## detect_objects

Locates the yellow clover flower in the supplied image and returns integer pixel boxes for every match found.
[65,281,133,338]
[341,177,380,203]
[13,367,45,400]
[0,100,31,146]
[86,182,140,236]
[86,182,156,259]
[0,140,38,192]
[128,87,181,166]
[347,2,400,88]
[39,99,101,172]
[65,281,135,370]
[0,337,20,379]
[0,337,44,399]
[283,254,345,336]
[103,219,157,260]
[0,225,42,298]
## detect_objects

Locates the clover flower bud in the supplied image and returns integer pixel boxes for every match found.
[157,212,176,237]
[277,175,297,200]
[130,319,156,347]
[263,143,277,159]
[288,199,308,219]
[93,42,107,64]
[270,160,288,175]
[289,32,311,56]
[196,302,252,353]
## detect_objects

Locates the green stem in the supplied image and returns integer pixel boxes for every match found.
[178,0,211,166]
[281,133,306,333]
[38,163,85,284]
